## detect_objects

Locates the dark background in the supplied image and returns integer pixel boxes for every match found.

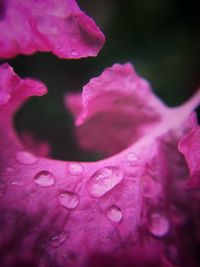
[5,0,200,161]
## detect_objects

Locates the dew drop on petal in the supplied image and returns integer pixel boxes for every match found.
[87,166,124,198]
[148,212,169,237]
[34,171,55,187]
[0,180,7,197]
[71,50,80,57]
[58,191,79,209]
[106,205,123,223]
[11,181,24,186]
[126,152,138,162]
[16,150,37,164]
[68,162,83,175]
[49,232,67,247]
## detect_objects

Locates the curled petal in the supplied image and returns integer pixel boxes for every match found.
[65,63,199,156]
[0,0,105,59]
[0,63,47,113]
[0,63,47,169]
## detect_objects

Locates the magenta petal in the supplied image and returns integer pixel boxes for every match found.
[178,113,200,187]
[0,0,105,59]
[0,63,47,112]
[19,131,51,158]
[65,63,199,156]
[1,63,200,267]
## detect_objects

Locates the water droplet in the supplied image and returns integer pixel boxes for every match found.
[34,171,55,187]
[68,162,83,175]
[11,181,24,186]
[58,191,79,209]
[126,152,138,162]
[16,150,37,164]
[148,212,169,237]
[106,205,123,223]
[49,232,67,247]
[0,180,7,197]
[87,166,124,198]
[71,50,80,57]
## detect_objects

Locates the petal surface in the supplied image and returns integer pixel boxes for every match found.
[0,0,105,59]
[178,114,200,187]
[65,63,199,157]
[19,131,51,158]
[1,63,200,267]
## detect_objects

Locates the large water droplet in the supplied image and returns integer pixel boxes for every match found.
[0,180,7,197]
[87,166,124,198]
[16,150,37,164]
[49,232,67,247]
[106,205,123,223]
[58,191,79,209]
[126,152,138,162]
[148,212,169,237]
[68,162,83,175]
[34,171,55,187]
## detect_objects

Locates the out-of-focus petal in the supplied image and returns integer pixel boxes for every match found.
[19,131,51,158]
[65,63,199,157]
[0,0,105,59]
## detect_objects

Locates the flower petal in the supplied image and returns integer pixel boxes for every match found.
[0,0,105,59]
[0,63,47,111]
[19,131,51,158]
[178,113,200,187]
[65,63,200,157]
[1,63,200,267]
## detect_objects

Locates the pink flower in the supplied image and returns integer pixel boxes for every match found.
[0,0,105,59]
[0,1,200,267]
[0,62,200,267]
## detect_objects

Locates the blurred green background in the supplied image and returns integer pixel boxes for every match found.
[6,0,200,161]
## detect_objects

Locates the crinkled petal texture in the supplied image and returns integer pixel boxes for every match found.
[65,63,198,157]
[0,0,105,59]
[0,63,200,267]
[178,114,200,187]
